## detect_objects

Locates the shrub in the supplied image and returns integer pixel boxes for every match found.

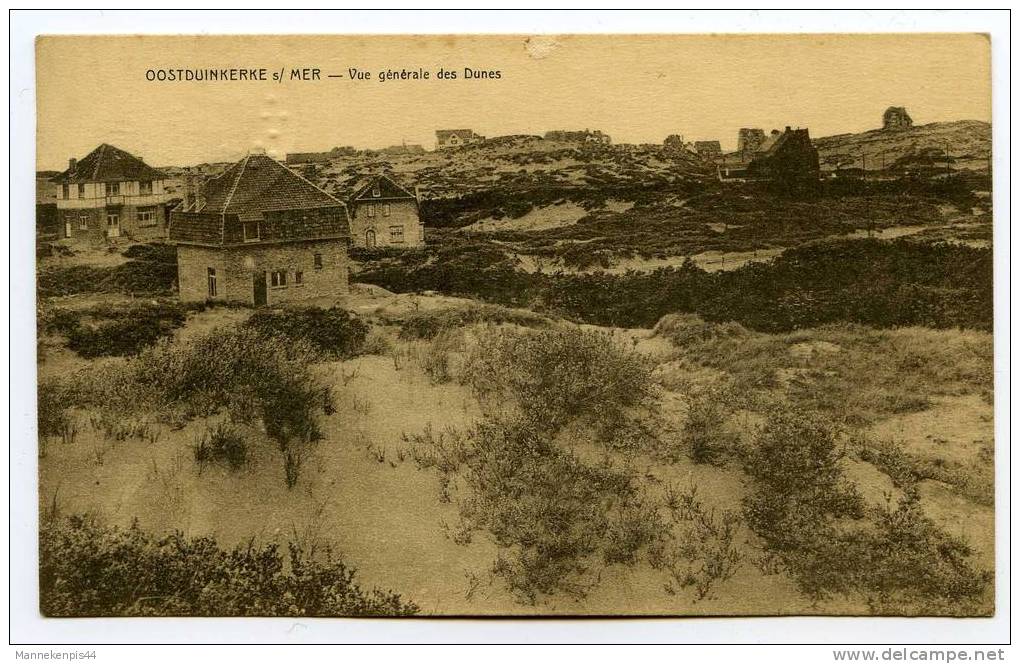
[37,244,178,298]
[40,515,418,616]
[399,303,553,340]
[194,423,248,471]
[453,417,661,603]
[61,301,190,358]
[742,409,864,552]
[245,307,368,359]
[683,390,741,464]
[461,327,654,435]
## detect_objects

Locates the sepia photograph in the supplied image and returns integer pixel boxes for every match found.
[18,15,1004,640]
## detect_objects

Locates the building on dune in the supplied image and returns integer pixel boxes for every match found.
[51,144,173,241]
[345,173,424,249]
[169,150,351,306]
[544,129,612,145]
[882,106,913,131]
[284,146,358,165]
[693,140,723,158]
[435,129,485,149]
[717,127,819,183]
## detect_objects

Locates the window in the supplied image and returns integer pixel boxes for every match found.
[139,181,153,195]
[313,253,323,270]
[107,182,120,196]
[271,270,288,287]
[78,215,89,230]
[106,213,119,227]
[295,271,304,285]
[389,225,405,243]
[207,268,217,298]
[137,207,157,227]
[77,183,85,198]
[61,184,69,199]
[372,186,381,197]
[243,221,260,242]
[366,204,375,218]
[383,204,391,217]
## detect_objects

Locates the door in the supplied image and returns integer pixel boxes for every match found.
[64,219,72,237]
[365,229,376,248]
[106,212,120,238]
[253,271,267,306]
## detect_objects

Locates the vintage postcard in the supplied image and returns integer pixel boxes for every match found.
[34,33,994,618]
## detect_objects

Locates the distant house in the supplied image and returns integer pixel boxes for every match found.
[347,174,423,249]
[693,141,722,158]
[747,127,820,181]
[544,129,612,145]
[718,127,819,183]
[285,146,358,165]
[435,129,485,149]
[736,128,767,157]
[882,106,913,131]
[36,171,60,240]
[51,144,172,241]
[169,151,351,306]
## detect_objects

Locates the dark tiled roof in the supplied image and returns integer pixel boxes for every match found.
[53,144,165,184]
[350,173,416,202]
[198,154,344,222]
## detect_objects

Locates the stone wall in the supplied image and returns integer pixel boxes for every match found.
[178,238,349,305]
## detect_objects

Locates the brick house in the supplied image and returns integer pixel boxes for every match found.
[51,144,172,241]
[169,152,351,306]
[347,174,424,249]
[435,129,485,149]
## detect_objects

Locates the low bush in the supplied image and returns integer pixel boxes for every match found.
[399,303,553,340]
[461,327,654,435]
[40,515,418,616]
[245,307,367,359]
[38,244,178,298]
[60,301,191,358]
[454,417,661,603]
[683,390,741,464]
[742,409,991,613]
[194,423,248,471]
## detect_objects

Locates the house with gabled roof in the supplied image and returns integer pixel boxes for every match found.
[51,143,172,240]
[169,151,351,305]
[435,129,484,149]
[346,173,424,249]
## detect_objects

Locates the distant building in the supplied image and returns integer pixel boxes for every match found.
[285,146,357,165]
[544,129,612,145]
[718,127,819,183]
[882,106,913,131]
[373,144,426,156]
[435,129,485,149]
[693,141,722,158]
[51,144,172,241]
[170,152,350,306]
[747,127,820,181]
[737,128,767,157]
[347,173,423,249]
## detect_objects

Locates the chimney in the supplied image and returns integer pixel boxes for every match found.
[785,126,791,132]
[68,157,77,172]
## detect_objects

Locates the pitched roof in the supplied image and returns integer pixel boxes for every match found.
[350,173,416,202]
[694,141,722,150]
[196,153,344,222]
[53,143,165,183]
[435,129,479,140]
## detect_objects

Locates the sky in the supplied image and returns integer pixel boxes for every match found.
[36,33,991,170]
